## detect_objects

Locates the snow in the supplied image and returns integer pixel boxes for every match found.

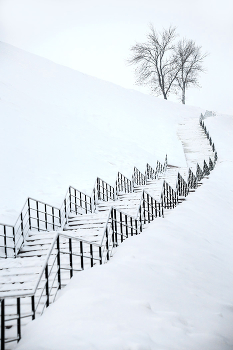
[0,41,201,226]
[15,114,233,350]
[1,41,233,349]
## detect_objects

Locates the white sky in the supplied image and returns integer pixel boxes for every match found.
[0,0,233,114]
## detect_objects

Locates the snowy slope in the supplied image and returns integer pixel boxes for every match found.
[16,114,233,350]
[0,41,202,225]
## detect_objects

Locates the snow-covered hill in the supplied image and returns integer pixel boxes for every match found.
[0,41,202,225]
[1,41,233,350]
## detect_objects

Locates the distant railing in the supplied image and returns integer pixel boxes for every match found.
[176,173,189,197]
[92,177,116,205]
[188,168,197,190]
[0,224,15,258]
[133,167,146,185]
[161,181,178,209]
[137,190,164,227]
[115,172,133,194]
[146,163,157,180]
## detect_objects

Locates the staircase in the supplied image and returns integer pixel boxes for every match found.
[0,115,217,349]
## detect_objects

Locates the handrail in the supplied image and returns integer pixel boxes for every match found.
[115,172,133,195]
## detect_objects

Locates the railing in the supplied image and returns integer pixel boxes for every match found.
[161,181,178,209]
[0,187,92,259]
[196,163,204,182]
[0,232,103,350]
[92,177,116,205]
[146,164,157,180]
[101,207,141,263]
[0,224,15,258]
[115,172,133,194]
[137,190,164,227]
[133,167,146,185]
[203,160,210,176]
[8,198,61,258]
[60,187,93,229]
[176,173,189,197]
[188,168,197,190]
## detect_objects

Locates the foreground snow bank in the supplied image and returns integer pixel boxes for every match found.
[0,41,201,224]
[16,114,233,349]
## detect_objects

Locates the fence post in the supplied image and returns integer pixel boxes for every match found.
[17,297,21,342]
[57,236,61,289]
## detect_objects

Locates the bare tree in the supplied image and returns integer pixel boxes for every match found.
[128,25,179,100]
[174,39,208,104]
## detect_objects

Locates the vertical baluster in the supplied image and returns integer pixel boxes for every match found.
[31,296,35,320]
[106,227,109,261]
[52,207,55,230]
[69,187,72,213]
[99,246,102,265]
[80,241,84,270]
[56,237,61,289]
[36,201,39,231]
[120,212,123,243]
[69,238,73,278]
[147,193,150,223]
[1,299,5,350]
[114,209,118,245]
[45,204,47,230]
[130,216,133,236]
[28,198,31,230]
[45,264,49,307]
[90,244,94,267]
[85,194,87,214]
[125,215,128,238]
[17,298,21,342]
[4,226,7,258]
[74,189,77,215]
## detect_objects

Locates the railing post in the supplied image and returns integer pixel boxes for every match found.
[57,236,61,289]
[20,212,24,243]
[69,238,73,278]
[1,299,5,350]
[99,246,102,265]
[106,227,109,261]
[13,227,16,257]
[45,204,48,230]
[36,201,39,231]
[120,212,123,243]
[125,215,128,238]
[17,297,21,342]
[69,187,72,213]
[31,295,35,320]
[28,198,31,230]
[3,226,7,258]
[45,264,49,307]
[90,244,94,267]
[80,241,84,270]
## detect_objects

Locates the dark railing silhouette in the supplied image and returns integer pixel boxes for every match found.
[161,181,178,209]
[176,173,189,197]
[115,172,133,194]
[132,167,147,186]
[146,163,157,180]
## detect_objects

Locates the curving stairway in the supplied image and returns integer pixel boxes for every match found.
[0,115,217,349]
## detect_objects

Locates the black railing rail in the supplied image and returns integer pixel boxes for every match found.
[0,224,15,258]
[176,173,189,197]
[161,181,178,209]
[115,172,133,194]
[133,167,147,186]
[0,232,102,349]
[188,168,198,190]
[136,190,164,228]
[146,164,157,180]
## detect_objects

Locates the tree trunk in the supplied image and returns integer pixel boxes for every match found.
[182,83,185,104]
